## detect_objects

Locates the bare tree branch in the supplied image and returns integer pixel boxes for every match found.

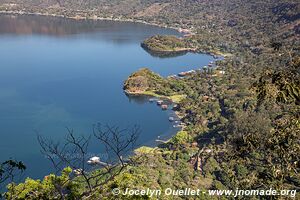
[37,124,140,198]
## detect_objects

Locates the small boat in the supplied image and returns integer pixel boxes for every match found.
[149,98,156,102]
[73,169,83,176]
[167,75,177,79]
[87,156,101,165]
[178,72,188,77]
[157,100,163,105]
[178,70,195,77]
[169,117,175,122]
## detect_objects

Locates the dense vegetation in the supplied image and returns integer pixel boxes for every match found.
[123,68,186,97]
[141,35,192,53]
[0,0,299,199]
[121,53,300,200]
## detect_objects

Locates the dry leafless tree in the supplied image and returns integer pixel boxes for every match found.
[37,123,140,198]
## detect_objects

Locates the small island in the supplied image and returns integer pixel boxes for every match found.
[123,68,186,103]
[141,35,196,54]
[141,35,228,58]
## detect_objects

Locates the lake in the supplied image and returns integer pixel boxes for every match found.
[0,14,213,179]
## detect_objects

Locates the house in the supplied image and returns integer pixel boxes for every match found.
[202,96,210,101]
[218,70,225,75]
[178,70,196,77]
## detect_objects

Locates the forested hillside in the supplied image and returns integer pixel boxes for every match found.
[0,0,299,55]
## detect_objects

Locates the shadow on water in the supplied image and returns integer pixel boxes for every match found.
[141,45,189,58]
[125,93,174,105]
[125,93,151,105]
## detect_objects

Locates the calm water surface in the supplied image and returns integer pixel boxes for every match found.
[0,14,212,179]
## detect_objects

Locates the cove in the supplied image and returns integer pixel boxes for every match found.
[0,14,213,179]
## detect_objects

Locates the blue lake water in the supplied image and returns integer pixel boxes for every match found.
[0,14,213,179]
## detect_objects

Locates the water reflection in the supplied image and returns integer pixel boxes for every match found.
[126,94,150,104]
[0,14,180,44]
[141,45,189,58]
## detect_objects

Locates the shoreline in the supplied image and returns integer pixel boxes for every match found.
[0,10,189,35]
[0,9,222,152]
[124,90,185,154]
[124,90,186,103]
[124,90,187,129]
[0,10,230,58]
